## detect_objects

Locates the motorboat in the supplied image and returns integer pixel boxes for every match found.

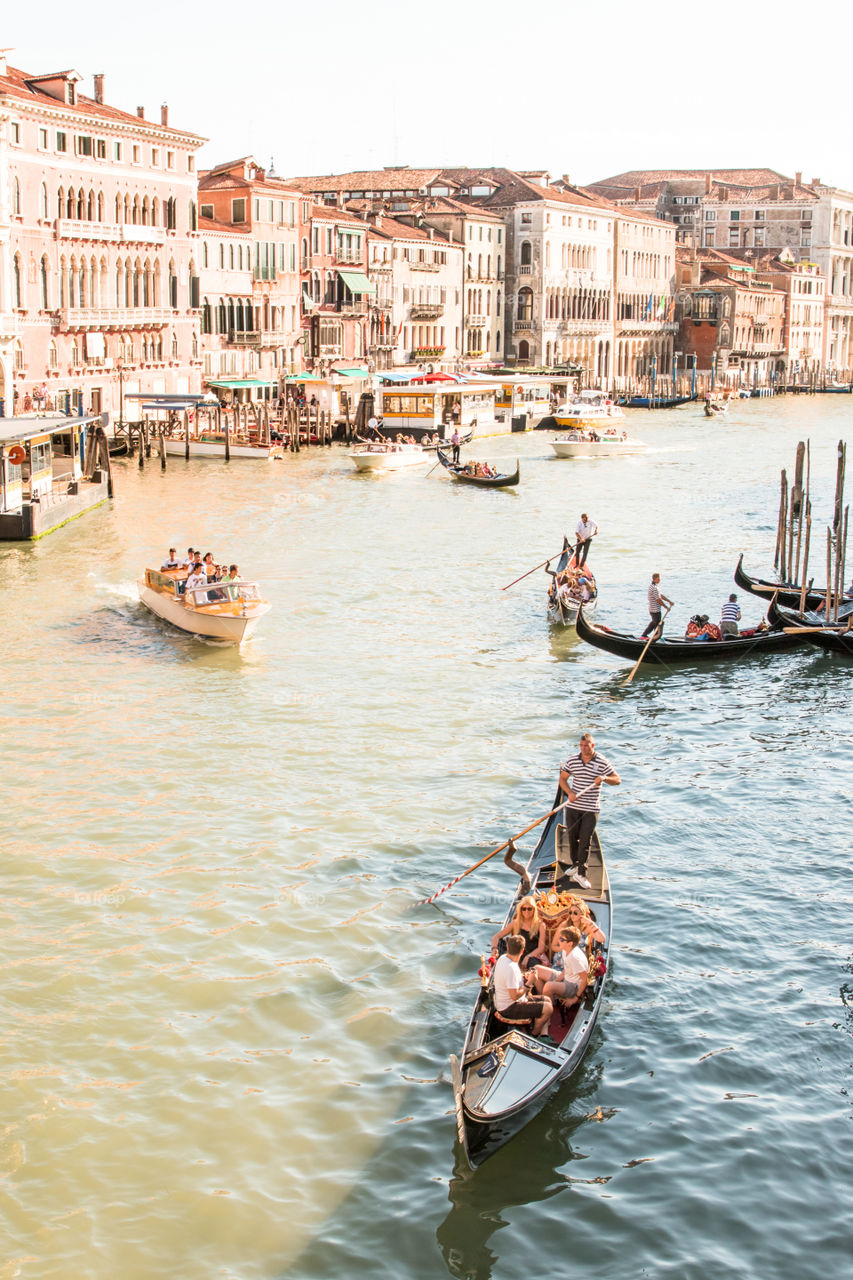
[552,391,625,431]
[550,430,646,458]
[161,433,284,460]
[138,569,271,644]
[348,442,429,472]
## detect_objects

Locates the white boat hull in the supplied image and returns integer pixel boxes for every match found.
[162,438,282,460]
[551,436,645,458]
[349,448,429,472]
[137,581,270,643]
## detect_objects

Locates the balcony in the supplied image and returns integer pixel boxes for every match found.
[467,315,487,327]
[228,330,262,346]
[412,345,445,358]
[410,303,444,319]
[60,306,172,329]
[560,320,611,336]
[319,344,342,356]
[337,300,369,315]
[518,264,533,275]
[411,261,440,272]
[513,318,534,331]
[55,219,167,245]
[335,253,364,266]
[619,318,679,333]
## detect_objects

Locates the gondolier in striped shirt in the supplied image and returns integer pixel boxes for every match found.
[720,593,741,637]
[642,573,674,638]
[558,733,620,890]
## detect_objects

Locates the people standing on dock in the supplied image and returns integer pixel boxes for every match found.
[575,513,598,565]
[642,573,674,637]
[720,593,741,636]
[558,733,620,890]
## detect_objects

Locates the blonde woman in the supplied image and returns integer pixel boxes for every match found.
[491,896,548,969]
[563,899,606,952]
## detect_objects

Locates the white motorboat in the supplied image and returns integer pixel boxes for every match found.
[162,434,284,460]
[553,391,625,431]
[349,442,429,472]
[138,569,271,644]
[550,430,646,458]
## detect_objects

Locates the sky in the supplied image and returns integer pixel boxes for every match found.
[6,0,853,190]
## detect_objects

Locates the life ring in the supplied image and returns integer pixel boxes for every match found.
[7,444,26,465]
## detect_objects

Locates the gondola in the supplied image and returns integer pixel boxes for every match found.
[435,449,519,487]
[575,602,805,663]
[546,537,597,626]
[767,598,853,655]
[734,553,826,612]
[450,789,611,1167]
[704,399,728,417]
[615,393,695,409]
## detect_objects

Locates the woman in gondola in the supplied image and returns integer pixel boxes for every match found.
[490,896,548,969]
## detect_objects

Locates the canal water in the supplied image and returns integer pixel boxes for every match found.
[1,397,850,1280]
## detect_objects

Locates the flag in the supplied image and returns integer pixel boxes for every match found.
[657,294,666,317]
[644,294,653,319]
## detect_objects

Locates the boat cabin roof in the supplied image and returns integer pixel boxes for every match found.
[0,414,104,448]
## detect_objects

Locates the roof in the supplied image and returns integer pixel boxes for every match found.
[0,413,104,445]
[366,214,456,245]
[198,214,252,236]
[0,62,205,142]
[286,167,445,193]
[587,169,819,204]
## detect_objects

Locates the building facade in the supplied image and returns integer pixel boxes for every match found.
[676,248,786,385]
[1,56,204,418]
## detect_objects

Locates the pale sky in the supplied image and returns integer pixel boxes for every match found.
[6,0,853,191]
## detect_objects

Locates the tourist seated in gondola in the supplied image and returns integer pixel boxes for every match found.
[493,935,553,1036]
[685,614,722,641]
[529,927,588,1008]
[563,900,606,951]
[490,896,548,969]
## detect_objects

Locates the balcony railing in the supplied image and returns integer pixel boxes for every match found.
[412,345,446,357]
[410,304,444,319]
[60,306,172,328]
[411,262,440,272]
[228,330,262,345]
[55,219,167,245]
[513,318,534,331]
[335,253,364,265]
[319,344,342,356]
[518,264,533,274]
[467,315,487,327]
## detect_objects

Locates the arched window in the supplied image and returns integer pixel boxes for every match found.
[171,331,179,360]
[13,254,22,307]
[40,256,50,309]
[97,191,104,221]
[520,240,532,266]
[57,186,65,218]
[201,298,212,334]
[76,188,85,220]
[115,194,122,223]
[13,177,21,216]
[202,241,208,268]
[41,183,49,220]
[518,339,529,360]
[517,287,533,322]
[87,189,95,221]
[229,243,235,269]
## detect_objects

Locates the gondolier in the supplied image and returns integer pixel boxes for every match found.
[451,427,461,463]
[558,733,620,889]
[575,513,597,565]
[642,572,673,637]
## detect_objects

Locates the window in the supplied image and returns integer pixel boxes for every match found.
[200,203,214,219]
[56,131,67,152]
[729,227,740,247]
[705,209,716,222]
[39,127,48,149]
[754,227,766,248]
[132,145,140,163]
[167,151,175,169]
[11,121,21,144]
[188,156,195,172]
[96,139,106,159]
[114,142,122,161]
[152,148,160,167]
[521,212,532,224]
[232,198,246,223]
[801,208,813,223]
[754,209,765,221]
[730,209,740,222]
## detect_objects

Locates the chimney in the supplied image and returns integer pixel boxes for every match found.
[705,172,712,193]
[562,173,571,188]
[93,73,104,103]
[795,171,802,186]
[635,186,641,202]
[812,177,820,186]
[160,102,169,126]
[0,51,7,76]
[136,105,144,118]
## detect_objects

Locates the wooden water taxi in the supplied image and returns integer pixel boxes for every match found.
[552,390,625,431]
[0,414,112,540]
[137,569,271,644]
[348,442,429,472]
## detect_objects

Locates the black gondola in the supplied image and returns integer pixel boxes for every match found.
[767,597,853,654]
[734,553,826,611]
[575,602,805,663]
[450,790,611,1167]
[435,449,519,487]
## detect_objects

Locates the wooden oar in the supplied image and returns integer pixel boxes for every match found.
[623,603,673,686]
[782,623,853,633]
[501,546,568,591]
[416,778,606,907]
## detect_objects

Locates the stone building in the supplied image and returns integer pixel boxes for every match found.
[197,216,256,386]
[754,251,825,382]
[0,55,204,418]
[363,212,462,369]
[300,203,375,368]
[198,157,303,383]
[676,247,786,386]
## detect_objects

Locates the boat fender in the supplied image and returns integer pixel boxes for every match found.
[8,444,26,465]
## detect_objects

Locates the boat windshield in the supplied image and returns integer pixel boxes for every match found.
[184,581,261,607]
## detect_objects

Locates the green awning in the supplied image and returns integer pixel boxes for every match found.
[337,270,375,295]
[284,373,324,383]
[333,367,369,377]
[206,379,278,388]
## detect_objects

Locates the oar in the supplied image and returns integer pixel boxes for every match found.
[501,545,569,591]
[623,602,673,686]
[782,623,853,633]
[416,778,606,907]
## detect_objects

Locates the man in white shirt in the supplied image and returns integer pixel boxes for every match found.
[493,935,553,1036]
[531,928,588,1006]
[161,547,181,570]
[184,568,208,599]
[575,513,597,566]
